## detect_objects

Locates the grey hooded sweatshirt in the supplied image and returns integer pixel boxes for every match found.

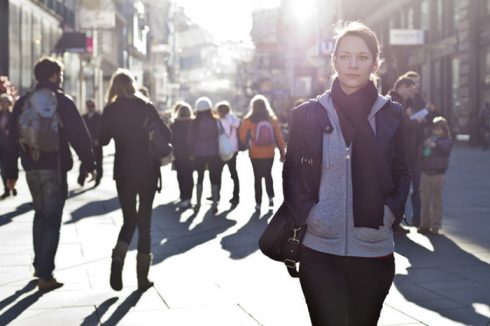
[302,91,396,257]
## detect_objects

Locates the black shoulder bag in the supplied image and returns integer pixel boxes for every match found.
[259,203,306,277]
[259,99,333,278]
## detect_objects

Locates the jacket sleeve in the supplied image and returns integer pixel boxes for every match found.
[435,138,453,155]
[100,105,114,146]
[282,107,316,225]
[149,104,172,142]
[59,98,95,172]
[272,119,286,155]
[238,119,251,144]
[385,105,411,224]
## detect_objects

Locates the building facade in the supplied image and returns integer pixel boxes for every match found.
[0,0,74,94]
[341,0,490,139]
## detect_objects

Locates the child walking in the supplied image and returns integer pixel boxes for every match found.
[418,116,453,235]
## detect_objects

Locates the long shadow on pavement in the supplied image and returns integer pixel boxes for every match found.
[100,290,143,326]
[150,203,237,265]
[0,202,32,227]
[394,234,490,325]
[80,297,118,326]
[65,197,119,224]
[0,281,44,325]
[220,209,273,259]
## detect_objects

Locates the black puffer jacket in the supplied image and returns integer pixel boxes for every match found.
[283,98,410,226]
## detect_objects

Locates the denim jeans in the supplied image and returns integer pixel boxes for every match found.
[408,159,421,226]
[26,170,67,280]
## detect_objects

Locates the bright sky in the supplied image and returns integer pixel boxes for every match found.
[176,0,280,43]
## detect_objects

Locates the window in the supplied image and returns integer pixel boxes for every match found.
[9,3,21,86]
[407,7,415,29]
[420,0,430,30]
[451,57,460,118]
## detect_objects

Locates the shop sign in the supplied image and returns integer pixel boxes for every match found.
[390,29,425,45]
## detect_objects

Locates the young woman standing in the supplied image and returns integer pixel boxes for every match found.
[282,22,410,325]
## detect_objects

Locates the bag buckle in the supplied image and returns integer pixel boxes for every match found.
[284,259,297,269]
[288,226,302,244]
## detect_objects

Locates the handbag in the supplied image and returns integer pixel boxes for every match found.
[143,106,173,166]
[217,120,235,162]
[259,202,306,278]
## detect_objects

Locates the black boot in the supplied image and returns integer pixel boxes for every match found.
[137,253,154,291]
[110,241,128,291]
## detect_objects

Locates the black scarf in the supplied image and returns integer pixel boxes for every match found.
[331,78,384,228]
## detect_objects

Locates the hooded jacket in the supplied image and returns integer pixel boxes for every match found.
[283,91,410,257]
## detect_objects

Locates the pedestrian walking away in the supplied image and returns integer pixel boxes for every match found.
[170,102,194,210]
[0,93,17,199]
[100,68,172,292]
[279,22,410,325]
[418,116,453,235]
[4,57,96,292]
[216,100,241,205]
[479,102,490,150]
[239,94,286,212]
[191,97,223,214]
[78,98,103,187]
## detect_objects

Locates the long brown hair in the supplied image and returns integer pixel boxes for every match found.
[244,95,276,121]
[106,69,137,104]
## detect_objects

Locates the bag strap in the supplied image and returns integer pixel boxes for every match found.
[284,224,306,277]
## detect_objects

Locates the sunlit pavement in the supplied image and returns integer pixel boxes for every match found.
[1,143,489,325]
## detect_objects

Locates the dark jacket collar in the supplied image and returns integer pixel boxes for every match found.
[36,81,63,92]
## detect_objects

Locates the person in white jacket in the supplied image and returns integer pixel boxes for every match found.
[217,101,241,204]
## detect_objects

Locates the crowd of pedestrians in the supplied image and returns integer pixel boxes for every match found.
[0,19,464,323]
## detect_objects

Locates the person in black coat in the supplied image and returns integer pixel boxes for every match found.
[100,69,172,291]
[0,93,16,198]
[170,102,194,209]
[78,99,103,187]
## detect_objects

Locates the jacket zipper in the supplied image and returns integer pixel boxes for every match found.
[345,146,351,255]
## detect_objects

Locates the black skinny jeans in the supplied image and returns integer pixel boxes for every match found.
[194,155,223,186]
[224,152,239,198]
[299,246,395,326]
[174,158,194,201]
[115,180,157,254]
[250,158,274,204]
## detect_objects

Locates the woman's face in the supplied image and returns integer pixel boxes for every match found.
[333,35,378,95]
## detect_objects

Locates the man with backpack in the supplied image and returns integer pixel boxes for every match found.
[5,57,95,292]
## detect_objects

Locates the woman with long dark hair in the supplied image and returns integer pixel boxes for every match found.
[282,22,410,325]
[101,69,171,291]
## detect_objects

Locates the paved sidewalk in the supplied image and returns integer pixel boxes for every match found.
[0,143,489,325]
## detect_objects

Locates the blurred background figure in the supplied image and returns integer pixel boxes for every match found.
[217,101,241,205]
[170,102,194,209]
[0,93,16,198]
[419,117,453,235]
[78,99,103,187]
[239,95,285,212]
[479,102,490,150]
[192,97,223,214]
